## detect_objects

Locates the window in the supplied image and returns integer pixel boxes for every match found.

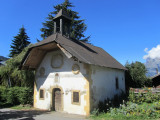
[39,89,45,99]
[72,64,80,74]
[72,91,80,105]
[115,77,119,89]
[54,73,59,83]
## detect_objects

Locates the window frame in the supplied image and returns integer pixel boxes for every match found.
[39,88,45,100]
[115,77,119,90]
[54,73,60,83]
[71,90,80,105]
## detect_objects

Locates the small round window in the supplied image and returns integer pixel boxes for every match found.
[72,64,80,74]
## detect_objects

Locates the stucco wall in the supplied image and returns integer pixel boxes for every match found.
[90,65,125,109]
[34,50,88,115]
[34,49,125,115]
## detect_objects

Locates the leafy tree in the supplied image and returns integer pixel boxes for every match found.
[40,0,89,42]
[0,45,34,87]
[125,61,152,88]
[9,26,30,57]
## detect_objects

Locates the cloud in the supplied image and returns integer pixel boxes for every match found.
[144,48,148,52]
[143,45,160,59]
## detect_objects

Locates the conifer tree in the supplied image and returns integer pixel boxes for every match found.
[40,0,89,43]
[9,26,30,57]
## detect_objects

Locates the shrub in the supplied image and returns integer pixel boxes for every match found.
[97,91,127,114]
[91,89,160,119]
[92,102,160,120]
[129,89,160,104]
[0,86,8,106]
[109,102,160,119]
[7,87,20,105]
[18,87,33,105]
[0,86,33,107]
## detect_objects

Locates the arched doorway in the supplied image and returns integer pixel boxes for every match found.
[52,88,62,111]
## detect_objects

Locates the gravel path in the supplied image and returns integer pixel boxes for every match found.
[0,108,89,120]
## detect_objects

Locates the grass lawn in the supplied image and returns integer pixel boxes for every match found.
[10,105,35,110]
[10,105,50,112]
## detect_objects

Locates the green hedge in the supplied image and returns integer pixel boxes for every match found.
[0,86,33,107]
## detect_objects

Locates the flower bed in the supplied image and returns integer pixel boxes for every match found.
[129,88,160,104]
[91,88,160,120]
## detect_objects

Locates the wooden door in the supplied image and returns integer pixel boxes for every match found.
[53,88,61,111]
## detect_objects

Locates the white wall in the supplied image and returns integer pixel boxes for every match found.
[35,50,87,115]
[90,65,125,108]
[34,49,126,115]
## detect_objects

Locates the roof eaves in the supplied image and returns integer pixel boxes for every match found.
[53,9,72,21]
[31,33,58,48]
[19,47,32,70]
[151,73,160,79]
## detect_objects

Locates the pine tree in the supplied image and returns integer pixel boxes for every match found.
[40,0,89,43]
[9,26,30,57]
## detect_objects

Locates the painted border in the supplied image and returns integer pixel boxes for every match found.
[83,63,91,116]
[33,82,37,107]
[49,85,64,111]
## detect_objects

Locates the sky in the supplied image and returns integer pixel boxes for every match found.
[0,0,160,65]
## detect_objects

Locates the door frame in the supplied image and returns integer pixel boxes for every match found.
[50,85,64,111]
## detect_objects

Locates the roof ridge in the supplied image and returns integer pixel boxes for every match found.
[60,34,99,48]
[59,35,97,54]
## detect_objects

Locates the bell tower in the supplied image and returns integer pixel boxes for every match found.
[53,9,72,37]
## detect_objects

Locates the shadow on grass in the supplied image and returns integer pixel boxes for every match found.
[0,109,49,120]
